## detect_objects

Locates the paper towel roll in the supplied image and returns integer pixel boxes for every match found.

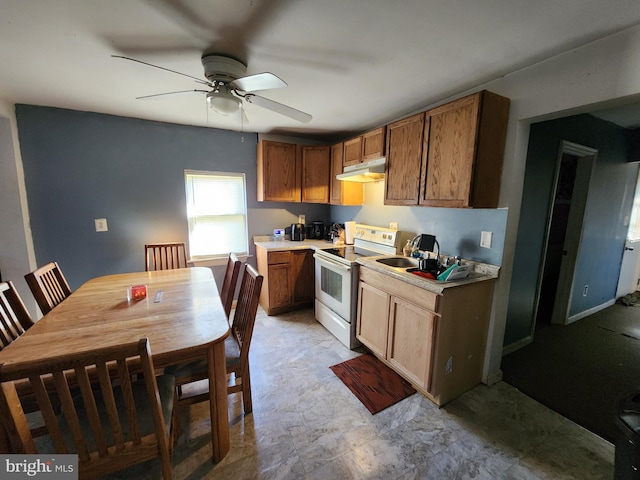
[345,221,356,245]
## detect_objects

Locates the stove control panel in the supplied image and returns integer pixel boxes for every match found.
[355,224,401,249]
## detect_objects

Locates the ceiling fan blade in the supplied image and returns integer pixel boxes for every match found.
[244,94,312,123]
[136,89,208,99]
[112,55,210,86]
[230,72,287,92]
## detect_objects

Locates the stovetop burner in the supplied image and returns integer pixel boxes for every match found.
[315,224,402,265]
[318,245,386,264]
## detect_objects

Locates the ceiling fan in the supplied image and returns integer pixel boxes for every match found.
[112,53,312,123]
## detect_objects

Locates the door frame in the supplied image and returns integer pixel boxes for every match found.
[532,141,597,331]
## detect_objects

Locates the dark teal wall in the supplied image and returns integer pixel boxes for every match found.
[504,114,637,346]
[16,105,329,289]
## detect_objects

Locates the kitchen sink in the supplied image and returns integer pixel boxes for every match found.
[375,257,417,268]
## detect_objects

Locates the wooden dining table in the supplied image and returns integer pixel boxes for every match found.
[0,267,231,462]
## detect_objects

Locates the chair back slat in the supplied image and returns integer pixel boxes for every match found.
[145,243,188,271]
[0,338,174,479]
[231,264,263,362]
[25,262,72,315]
[0,281,34,349]
[220,253,242,321]
[74,366,108,456]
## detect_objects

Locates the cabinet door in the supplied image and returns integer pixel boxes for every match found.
[257,140,301,202]
[301,145,330,203]
[388,296,436,391]
[419,94,479,207]
[356,281,390,358]
[291,250,314,304]
[330,142,344,205]
[384,113,425,206]
[343,136,363,167]
[267,263,292,309]
[362,127,386,161]
[330,142,363,206]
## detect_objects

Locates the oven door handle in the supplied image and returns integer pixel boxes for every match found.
[313,253,352,272]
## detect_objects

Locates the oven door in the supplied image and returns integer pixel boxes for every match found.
[313,253,352,321]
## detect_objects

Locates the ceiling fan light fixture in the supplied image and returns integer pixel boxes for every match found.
[206,89,241,116]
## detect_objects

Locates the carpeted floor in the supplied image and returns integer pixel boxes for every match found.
[501,301,640,443]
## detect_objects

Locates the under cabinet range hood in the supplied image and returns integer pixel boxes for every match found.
[336,157,386,182]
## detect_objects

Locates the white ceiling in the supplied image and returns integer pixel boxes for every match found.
[2,0,640,140]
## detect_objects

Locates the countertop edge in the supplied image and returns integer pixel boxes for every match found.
[356,256,499,294]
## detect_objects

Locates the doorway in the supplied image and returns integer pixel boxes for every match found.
[534,141,596,330]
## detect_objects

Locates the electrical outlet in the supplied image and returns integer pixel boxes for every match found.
[389,222,398,231]
[583,285,588,296]
[480,231,492,248]
[94,218,108,232]
[298,214,306,225]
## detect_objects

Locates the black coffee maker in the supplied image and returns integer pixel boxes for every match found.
[312,221,325,240]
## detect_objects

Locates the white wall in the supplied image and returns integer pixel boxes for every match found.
[0,98,37,317]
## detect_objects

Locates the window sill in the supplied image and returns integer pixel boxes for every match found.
[188,255,252,268]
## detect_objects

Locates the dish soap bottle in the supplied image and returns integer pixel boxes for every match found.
[403,240,413,257]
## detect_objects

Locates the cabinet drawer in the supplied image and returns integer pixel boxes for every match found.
[268,251,292,264]
[359,267,439,313]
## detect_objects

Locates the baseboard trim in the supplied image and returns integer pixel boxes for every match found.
[502,335,533,356]
[566,299,616,324]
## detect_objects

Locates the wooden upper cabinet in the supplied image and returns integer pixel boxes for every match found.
[362,126,386,161]
[343,127,386,168]
[257,140,301,202]
[330,142,363,206]
[384,113,426,205]
[301,145,330,203]
[419,91,510,208]
[343,136,363,167]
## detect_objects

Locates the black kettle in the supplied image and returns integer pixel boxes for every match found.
[291,223,305,241]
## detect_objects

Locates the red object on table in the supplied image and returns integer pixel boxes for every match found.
[130,284,147,300]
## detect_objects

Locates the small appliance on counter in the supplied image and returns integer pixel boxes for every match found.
[305,224,314,239]
[312,221,325,240]
[291,223,305,241]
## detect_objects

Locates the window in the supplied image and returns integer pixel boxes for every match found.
[185,170,248,259]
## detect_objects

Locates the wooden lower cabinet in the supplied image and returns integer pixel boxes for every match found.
[356,281,390,358]
[357,266,493,406]
[388,296,436,391]
[256,246,314,315]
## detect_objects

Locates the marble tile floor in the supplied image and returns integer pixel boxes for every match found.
[104,307,615,480]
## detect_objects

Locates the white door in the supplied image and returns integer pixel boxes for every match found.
[617,240,640,298]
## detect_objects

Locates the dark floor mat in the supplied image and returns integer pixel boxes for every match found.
[330,354,415,414]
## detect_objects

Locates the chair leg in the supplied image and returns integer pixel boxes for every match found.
[241,365,252,414]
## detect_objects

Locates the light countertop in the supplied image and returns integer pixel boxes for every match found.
[253,236,335,251]
[356,255,500,295]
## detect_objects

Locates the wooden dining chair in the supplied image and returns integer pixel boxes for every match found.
[145,242,188,271]
[24,261,72,315]
[220,253,242,322]
[0,281,34,350]
[168,264,263,413]
[0,338,177,479]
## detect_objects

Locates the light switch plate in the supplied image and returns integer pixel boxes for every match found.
[95,218,108,232]
[480,231,492,248]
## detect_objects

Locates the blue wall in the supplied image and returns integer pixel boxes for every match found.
[504,114,638,346]
[16,105,329,290]
[331,182,507,266]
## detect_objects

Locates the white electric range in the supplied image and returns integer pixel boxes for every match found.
[313,224,401,349]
